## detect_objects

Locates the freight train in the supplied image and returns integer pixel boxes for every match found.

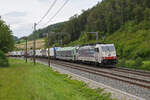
[9,44,117,65]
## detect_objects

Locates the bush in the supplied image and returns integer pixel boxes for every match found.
[0,50,9,67]
[125,60,135,68]
[141,63,150,71]
[118,59,126,67]
[133,57,143,69]
[141,61,150,71]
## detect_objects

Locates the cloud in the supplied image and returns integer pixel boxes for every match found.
[12,23,33,37]
[4,11,27,17]
[37,0,49,2]
[2,11,27,25]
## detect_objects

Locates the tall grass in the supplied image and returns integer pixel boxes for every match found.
[0,59,114,100]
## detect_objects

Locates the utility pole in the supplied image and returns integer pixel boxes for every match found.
[25,37,28,63]
[33,23,36,65]
[47,32,50,67]
[60,32,67,45]
[61,32,63,45]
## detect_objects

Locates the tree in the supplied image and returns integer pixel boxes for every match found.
[0,18,14,53]
[0,50,9,67]
[133,6,144,23]
[144,8,150,21]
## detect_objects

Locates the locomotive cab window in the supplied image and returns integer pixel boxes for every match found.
[102,46,115,52]
[95,48,99,52]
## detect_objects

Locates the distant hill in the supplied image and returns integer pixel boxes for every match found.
[13,36,18,41]
[27,22,65,40]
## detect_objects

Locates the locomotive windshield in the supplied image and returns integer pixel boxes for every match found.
[101,46,115,52]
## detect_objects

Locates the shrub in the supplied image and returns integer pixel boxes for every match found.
[141,63,150,71]
[133,57,143,69]
[118,59,126,67]
[141,61,150,71]
[0,50,9,67]
[125,60,135,68]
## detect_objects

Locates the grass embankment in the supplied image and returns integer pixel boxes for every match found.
[0,59,113,100]
[107,21,150,71]
[16,39,45,50]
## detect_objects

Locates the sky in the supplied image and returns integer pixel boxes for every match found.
[0,0,101,38]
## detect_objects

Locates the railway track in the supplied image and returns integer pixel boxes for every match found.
[113,67,150,77]
[46,59,150,89]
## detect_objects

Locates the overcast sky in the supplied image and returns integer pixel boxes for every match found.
[0,0,101,38]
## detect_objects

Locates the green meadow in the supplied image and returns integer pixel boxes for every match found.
[0,59,114,100]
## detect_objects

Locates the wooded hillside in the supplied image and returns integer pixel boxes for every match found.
[28,22,65,40]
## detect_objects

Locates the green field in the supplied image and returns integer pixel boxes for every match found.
[0,59,114,100]
[16,38,45,50]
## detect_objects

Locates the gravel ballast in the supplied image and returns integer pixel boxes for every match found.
[50,63,149,100]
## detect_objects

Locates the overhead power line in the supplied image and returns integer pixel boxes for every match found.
[43,0,70,27]
[37,0,58,25]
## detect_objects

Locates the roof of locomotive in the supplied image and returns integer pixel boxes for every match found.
[78,44,115,49]
[57,46,78,51]
[95,44,115,48]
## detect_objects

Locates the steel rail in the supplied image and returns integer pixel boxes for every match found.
[50,60,150,89]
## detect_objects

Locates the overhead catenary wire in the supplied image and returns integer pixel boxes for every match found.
[32,0,58,65]
[43,0,70,27]
[36,0,58,25]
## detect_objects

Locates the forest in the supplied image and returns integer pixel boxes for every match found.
[28,0,150,70]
